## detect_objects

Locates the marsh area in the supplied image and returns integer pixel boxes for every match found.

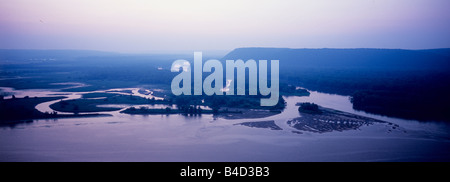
[1,85,449,161]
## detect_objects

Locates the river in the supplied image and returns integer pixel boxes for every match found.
[1,87,449,161]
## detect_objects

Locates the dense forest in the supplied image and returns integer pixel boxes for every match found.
[224,48,450,121]
[0,96,62,121]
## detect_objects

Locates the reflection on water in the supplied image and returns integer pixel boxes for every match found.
[301,91,450,138]
[1,86,450,161]
[0,86,167,115]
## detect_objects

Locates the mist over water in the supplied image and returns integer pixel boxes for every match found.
[1,86,449,162]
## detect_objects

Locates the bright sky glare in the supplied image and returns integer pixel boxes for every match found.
[0,0,449,53]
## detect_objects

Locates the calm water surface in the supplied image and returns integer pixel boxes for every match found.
[1,87,449,161]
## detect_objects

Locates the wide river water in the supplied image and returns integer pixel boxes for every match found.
[1,87,449,161]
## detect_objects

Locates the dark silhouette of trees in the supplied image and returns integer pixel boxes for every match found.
[298,102,322,114]
[351,89,450,121]
[0,96,64,122]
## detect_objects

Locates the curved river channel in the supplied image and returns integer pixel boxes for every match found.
[1,86,449,161]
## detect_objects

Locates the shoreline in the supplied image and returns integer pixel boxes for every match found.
[0,95,113,126]
[289,105,403,133]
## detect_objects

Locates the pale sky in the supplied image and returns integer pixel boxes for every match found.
[0,0,449,53]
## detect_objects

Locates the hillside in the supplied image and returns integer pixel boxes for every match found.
[222,48,450,70]
[223,47,450,121]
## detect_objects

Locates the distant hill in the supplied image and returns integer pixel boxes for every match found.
[223,47,450,121]
[222,48,450,70]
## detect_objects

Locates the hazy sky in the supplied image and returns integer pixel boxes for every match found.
[1,0,449,53]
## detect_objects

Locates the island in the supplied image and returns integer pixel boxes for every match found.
[0,96,109,127]
[49,92,170,113]
[234,120,282,130]
[297,102,323,114]
[290,102,402,133]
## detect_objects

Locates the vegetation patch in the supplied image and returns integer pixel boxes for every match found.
[50,93,169,113]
